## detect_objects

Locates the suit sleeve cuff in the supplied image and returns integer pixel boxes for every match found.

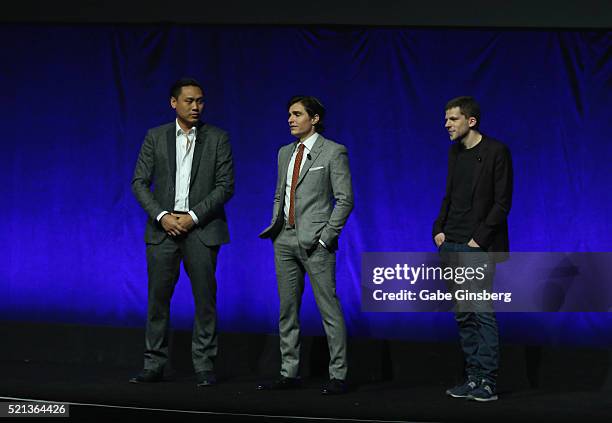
[188,210,199,225]
[157,211,169,222]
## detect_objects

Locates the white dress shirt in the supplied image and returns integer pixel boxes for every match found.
[156,120,199,225]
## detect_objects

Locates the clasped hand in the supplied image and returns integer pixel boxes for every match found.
[161,213,195,237]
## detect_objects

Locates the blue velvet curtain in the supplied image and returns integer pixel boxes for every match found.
[2,24,611,346]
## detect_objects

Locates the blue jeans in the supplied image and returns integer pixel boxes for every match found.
[439,241,499,386]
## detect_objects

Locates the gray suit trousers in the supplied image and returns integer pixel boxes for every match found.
[274,225,348,380]
[144,232,219,374]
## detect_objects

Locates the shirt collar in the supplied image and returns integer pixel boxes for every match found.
[175,120,197,137]
[296,132,319,153]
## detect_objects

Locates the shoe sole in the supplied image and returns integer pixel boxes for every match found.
[446,390,471,398]
[468,395,498,402]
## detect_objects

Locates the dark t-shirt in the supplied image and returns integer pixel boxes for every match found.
[443,141,483,243]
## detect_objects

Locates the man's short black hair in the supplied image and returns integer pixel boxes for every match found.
[170,78,204,99]
[287,95,326,133]
[445,96,480,129]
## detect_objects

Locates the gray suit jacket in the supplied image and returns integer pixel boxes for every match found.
[132,121,234,246]
[259,134,354,251]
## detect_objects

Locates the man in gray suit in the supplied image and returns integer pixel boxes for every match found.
[258,96,354,395]
[130,78,234,387]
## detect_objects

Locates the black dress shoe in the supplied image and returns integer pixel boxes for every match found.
[196,371,217,387]
[321,378,347,395]
[256,376,301,390]
[129,369,163,384]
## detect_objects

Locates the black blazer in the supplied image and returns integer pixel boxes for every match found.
[433,135,513,262]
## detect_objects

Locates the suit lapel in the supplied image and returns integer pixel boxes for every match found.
[471,136,488,196]
[166,125,177,185]
[297,134,324,186]
[274,143,295,215]
[190,123,206,186]
[279,141,296,190]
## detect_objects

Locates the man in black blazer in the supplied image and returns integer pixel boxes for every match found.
[130,78,234,387]
[433,96,513,402]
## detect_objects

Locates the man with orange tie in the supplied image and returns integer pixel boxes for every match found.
[258,96,354,395]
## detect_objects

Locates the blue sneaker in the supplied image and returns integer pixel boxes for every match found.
[445,379,478,398]
[468,380,498,402]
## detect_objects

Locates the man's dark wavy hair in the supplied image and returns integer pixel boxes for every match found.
[288,95,326,133]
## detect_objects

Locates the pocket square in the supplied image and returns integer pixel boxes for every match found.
[308,166,324,172]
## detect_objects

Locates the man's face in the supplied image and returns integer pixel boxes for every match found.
[288,102,318,140]
[171,85,204,129]
[444,107,476,141]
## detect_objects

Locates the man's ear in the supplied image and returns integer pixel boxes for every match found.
[468,116,477,128]
[312,114,320,125]
[170,97,177,110]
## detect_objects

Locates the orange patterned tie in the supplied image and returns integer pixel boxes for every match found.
[288,143,305,226]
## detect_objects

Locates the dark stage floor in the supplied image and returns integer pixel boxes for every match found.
[1,360,611,422]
